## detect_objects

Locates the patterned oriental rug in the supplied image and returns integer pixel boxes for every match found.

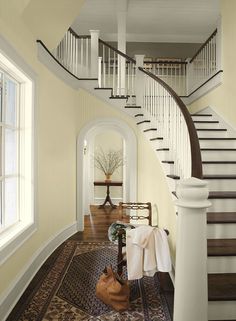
[17,241,172,321]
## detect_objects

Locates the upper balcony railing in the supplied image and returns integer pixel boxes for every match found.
[98,39,136,96]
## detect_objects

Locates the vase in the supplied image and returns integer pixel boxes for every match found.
[105,174,111,182]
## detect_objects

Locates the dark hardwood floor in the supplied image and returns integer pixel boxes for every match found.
[7,205,174,320]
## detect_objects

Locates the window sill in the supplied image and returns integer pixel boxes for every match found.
[0,221,37,265]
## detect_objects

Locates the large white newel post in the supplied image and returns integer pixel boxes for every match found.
[173,178,211,321]
[90,30,100,78]
[135,55,145,106]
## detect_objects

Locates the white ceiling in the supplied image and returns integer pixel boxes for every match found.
[72,0,220,43]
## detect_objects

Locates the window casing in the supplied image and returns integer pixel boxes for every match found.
[0,72,20,231]
[0,39,35,264]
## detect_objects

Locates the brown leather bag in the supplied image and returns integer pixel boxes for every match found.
[96,265,130,311]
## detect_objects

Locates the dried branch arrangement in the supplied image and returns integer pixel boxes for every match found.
[93,148,124,176]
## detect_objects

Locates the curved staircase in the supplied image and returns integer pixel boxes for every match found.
[36,29,236,320]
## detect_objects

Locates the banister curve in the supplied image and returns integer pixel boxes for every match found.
[98,38,136,64]
[139,67,203,179]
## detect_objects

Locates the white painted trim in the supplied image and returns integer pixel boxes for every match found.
[0,222,77,321]
[77,117,137,231]
[181,72,223,105]
[0,35,38,265]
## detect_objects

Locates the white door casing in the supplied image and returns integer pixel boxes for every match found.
[77,117,137,231]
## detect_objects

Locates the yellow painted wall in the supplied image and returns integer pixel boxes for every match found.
[189,0,236,129]
[0,1,176,304]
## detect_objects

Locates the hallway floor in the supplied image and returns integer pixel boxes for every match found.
[6,205,174,320]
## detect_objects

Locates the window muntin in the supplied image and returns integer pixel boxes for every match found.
[0,71,20,231]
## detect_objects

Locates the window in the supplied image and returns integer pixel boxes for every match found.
[0,73,19,230]
[0,38,35,264]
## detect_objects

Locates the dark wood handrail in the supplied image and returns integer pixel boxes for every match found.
[144,60,187,65]
[68,28,91,39]
[180,70,223,98]
[190,29,217,63]
[99,38,136,64]
[68,28,136,64]
[139,67,202,179]
[36,40,97,81]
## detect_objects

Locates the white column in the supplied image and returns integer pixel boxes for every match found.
[135,54,145,107]
[174,177,211,321]
[90,30,100,78]
[117,9,127,95]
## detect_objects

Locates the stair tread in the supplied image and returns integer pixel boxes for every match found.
[137,120,150,125]
[191,113,213,116]
[124,105,141,108]
[194,120,219,123]
[197,128,227,131]
[94,87,112,90]
[156,148,169,151]
[134,113,144,117]
[207,212,236,224]
[143,128,157,132]
[204,174,236,179]
[209,191,236,198]
[150,137,163,141]
[199,137,236,140]
[173,191,236,199]
[162,160,174,164]
[208,273,236,301]
[203,160,236,164]
[167,174,180,179]
[201,148,236,151]
[208,239,236,256]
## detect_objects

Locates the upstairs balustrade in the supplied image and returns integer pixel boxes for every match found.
[52,27,220,97]
[50,26,222,180]
[187,29,218,94]
[53,28,91,78]
[98,39,136,96]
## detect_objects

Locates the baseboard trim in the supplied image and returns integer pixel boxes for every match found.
[0,222,77,321]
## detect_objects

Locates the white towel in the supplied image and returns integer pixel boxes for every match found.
[126,226,172,280]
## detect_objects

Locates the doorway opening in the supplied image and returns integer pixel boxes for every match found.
[77,118,137,231]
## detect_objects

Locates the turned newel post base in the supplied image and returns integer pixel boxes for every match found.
[173,177,211,321]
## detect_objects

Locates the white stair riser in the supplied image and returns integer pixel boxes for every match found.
[204,179,236,191]
[199,140,236,148]
[156,150,170,160]
[207,223,236,239]
[208,199,236,212]
[161,163,174,175]
[166,177,178,191]
[197,131,227,138]
[203,163,236,175]
[208,301,236,320]
[201,150,236,161]
[148,139,165,150]
[191,115,214,121]
[208,256,236,273]
[194,123,220,129]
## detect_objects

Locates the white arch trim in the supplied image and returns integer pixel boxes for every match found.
[77,117,137,231]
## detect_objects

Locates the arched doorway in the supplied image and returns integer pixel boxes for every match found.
[77,118,137,231]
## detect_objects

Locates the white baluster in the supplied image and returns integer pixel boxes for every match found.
[134,55,145,107]
[98,57,102,88]
[103,44,106,88]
